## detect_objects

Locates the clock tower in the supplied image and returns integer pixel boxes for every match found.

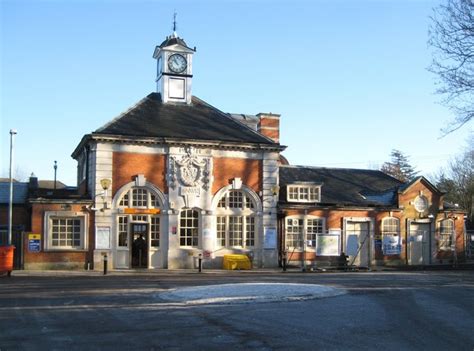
[153,30,195,105]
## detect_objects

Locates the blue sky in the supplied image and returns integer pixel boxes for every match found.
[1,0,472,185]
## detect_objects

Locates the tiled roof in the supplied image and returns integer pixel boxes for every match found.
[0,182,28,204]
[279,166,403,207]
[94,93,276,145]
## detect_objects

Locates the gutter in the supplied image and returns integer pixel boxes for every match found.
[72,133,286,158]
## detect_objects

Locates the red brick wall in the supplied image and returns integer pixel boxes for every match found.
[112,152,167,196]
[282,208,406,262]
[257,115,280,143]
[398,180,442,217]
[24,203,93,266]
[212,157,262,194]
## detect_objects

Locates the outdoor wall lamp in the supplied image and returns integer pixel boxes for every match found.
[100,179,112,210]
[89,178,112,211]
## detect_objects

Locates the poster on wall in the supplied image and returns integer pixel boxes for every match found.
[96,226,111,249]
[316,232,340,256]
[28,234,41,252]
[382,235,401,255]
[264,227,277,249]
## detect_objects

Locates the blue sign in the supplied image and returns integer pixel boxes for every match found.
[28,234,41,252]
[382,235,401,255]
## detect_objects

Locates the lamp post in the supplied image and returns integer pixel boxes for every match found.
[8,129,17,246]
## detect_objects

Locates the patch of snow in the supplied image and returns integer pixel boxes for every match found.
[158,283,345,305]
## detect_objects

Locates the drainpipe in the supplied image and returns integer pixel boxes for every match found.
[302,210,307,272]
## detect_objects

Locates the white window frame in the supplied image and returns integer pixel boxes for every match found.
[118,187,161,209]
[287,185,321,203]
[284,215,325,251]
[116,214,161,249]
[215,190,257,249]
[179,209,200,248]
[381,217,401,255]
[439,219,454,251]
[44,211,88,251]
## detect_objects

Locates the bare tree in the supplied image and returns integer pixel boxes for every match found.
[435,134,474,226]
[381,149,418,182]
[428,0,474,134]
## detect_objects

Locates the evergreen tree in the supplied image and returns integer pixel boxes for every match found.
[381,149,418,182]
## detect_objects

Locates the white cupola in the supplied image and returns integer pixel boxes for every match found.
[153,25,196,104]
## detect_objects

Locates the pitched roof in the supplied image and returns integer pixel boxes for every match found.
[398,176,443,195]
[93,93,276,145]
[279,165,403,207]
[158,36,193,50]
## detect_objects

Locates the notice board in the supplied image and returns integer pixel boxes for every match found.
[96,226,111,249]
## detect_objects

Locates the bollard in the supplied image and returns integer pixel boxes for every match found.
[103,254,108,275]
[282,250,287,272]
[198,253,202,273]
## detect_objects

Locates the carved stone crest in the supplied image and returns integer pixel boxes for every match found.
[169,146,211,190]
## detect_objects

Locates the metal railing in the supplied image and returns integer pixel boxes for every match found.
[467,230,474,259]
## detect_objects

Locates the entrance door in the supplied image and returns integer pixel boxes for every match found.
[409,223,430,265]
[131,223,148,268]
[345,221,370,267]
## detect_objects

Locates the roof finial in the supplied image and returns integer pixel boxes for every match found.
[172,11,178,37]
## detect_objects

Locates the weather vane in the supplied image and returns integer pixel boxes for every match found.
[173,11,177,33]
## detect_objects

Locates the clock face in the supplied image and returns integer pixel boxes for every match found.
[168,54,187,73]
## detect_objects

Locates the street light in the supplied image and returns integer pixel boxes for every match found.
[8,129,17,246]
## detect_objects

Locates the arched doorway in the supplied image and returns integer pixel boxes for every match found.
[113,183,165,269]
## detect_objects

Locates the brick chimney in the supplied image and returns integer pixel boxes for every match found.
[28,173,38,197]
[256,113,280,143]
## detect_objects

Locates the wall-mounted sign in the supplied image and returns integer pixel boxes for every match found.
[382,235,401,255]
[123,208,161,215]
[28,234,41,253]
[317,234,340,256]
[96,226,111,249]
[264,227,277,249]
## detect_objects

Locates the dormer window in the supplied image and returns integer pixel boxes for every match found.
[287,185,321,203]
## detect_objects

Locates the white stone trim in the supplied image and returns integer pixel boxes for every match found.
[112,181,168,210]
[211,185,263,213]
[43,211,89,251]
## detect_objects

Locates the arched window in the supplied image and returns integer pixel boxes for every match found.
[180,209,199,247]
[116,187,161,249]
[439,219,454,250]
[118,187,160,208]
[381,217,400,236]
[381,217,400,255]
[216,190,257,248]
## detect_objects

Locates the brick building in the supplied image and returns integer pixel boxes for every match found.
[2,31,467,270]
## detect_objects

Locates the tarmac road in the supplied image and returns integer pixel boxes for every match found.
[0,270,473,350]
